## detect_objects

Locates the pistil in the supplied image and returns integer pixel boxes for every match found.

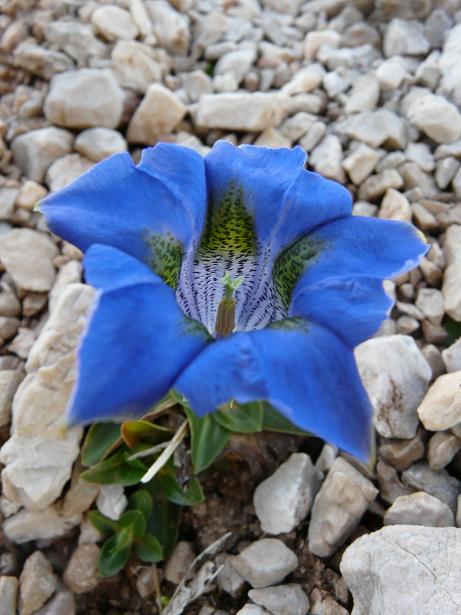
[215,272,244,338]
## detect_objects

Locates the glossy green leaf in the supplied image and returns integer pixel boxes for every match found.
[213,401,263,433]
[99,528,132,577]
[160,471,204,506]
[118,510,146,539]
[81,423,121,467]
[81,449,147,486]
[186,408,230,473]
[135,532,164,563]
[262,402,311,436]
[88,510,117,535]
[121,420,171,449]
[146,481,181,557]
[127,489,153,523]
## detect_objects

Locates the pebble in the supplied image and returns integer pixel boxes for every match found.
[342,143,382,185]
[0,285,92,511]
[402,462,460,511]
[196,93,286,131]
[75,128,127,162]
[236,606,269,615]
[0,371,24,427]
[12,127,73,183]
[308,458,378,558]
[91,5,139,42]
[253,453,322,535]
[442,225,461,320]
[384,492,455,527]
[0,229,57,292]
[232,539,298,589]
[13,43,73,80]
[407,93,461,144]
[415,288,445,325]
[355,335,431,439]
[112,41,169,93]
[341,109,407,149]
[344,72,380,114]
[341,526,461,615]
[378,188,411,221]
[96,484,127,521]
[45,69,124,130]
[164,541,195,584]
[0,577,18,615]
[383,19,430,57]
[248,584,309,615]
[379,433,425,471]
[46,154,94,192]
[442,340,461,373]
[146,0,189,55]
[16,180,47,211]
[63,544,100,594]
[304,30,340,61]
[44,21,106,63]
[439,23,461,107]
[19,552,57,615]
[3,506,81,546]
[127,83,186,144]
[34,588,76,615]
[428,431,461,470]
[358,169,403,201]
[418,371,461,431]
[310,135,345,183]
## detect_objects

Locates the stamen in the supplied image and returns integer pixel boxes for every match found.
[215,272,244,338]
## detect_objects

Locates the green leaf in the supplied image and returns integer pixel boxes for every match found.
[81,423,121,467]
[118,510,146,540]
[160,471,205,506]
[146,481,181,557]
[213,401,263,433]
[262,402,311,436]
[135,532,164,563]
[88,510,118,535]
[121,420,171,449]
[185,408,230,473]
[99,528,132,577]
[444,316,461,346]
[81,449,147,486]
[127,489,153,523]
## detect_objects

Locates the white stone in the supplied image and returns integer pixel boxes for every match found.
[0,284,93,510]
[344,73,380,114]
[384,492,455,527]
[18,551,57,615]
[304,30,340,61]
[13,43,73,80]
[343,143,382,185]
[145,0,189,54]
[127,83,186,144]
[281,66,323,96]
[75,128,127,163]
[341,526,461,615]
[0,577,18,615]
[216,554,246,598]
[378,188,411,222]
[383,19,429,57]
[196,93,286,132]
[44,21,106,63]
[405,142,434,172]
[46,154,94,192]
[16,180,47,211]
[0,229,57,292]
[236,606,269,615]
[355,335,431,439]
[12,127,73,183]
[214,47,256,91]
[340,109,407,149]
[91,5,139,41]
[248,584,309,615]
[402,462,459,511]
[310,134,345,183]
[49,261,82,312]
[439,24,461,107]
[45,69,124,130]
[253,453,322,535]
[96,484,127,521]
[407,94,461,144]
[415,288,445,325]
[0,371,24,427]
[428,431,461,471]
[112,41,169,93]
[128,0,153,37]
[442,225,461,320]
[232,539,298,589]
[308,458,378,558]
[443,340,461,373]
[418,371,461,431]
[374,56,410,91]
[2,507,80,544]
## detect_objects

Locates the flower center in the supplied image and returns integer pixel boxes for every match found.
[215,272,244,338]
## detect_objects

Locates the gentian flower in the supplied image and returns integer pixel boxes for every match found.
[41,142,427,460]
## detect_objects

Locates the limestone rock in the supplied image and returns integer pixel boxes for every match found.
[34,588,76,615]
[310,135,345,183]
[232,539,298,589]
[91,5,139,41]
[442,340,461,373]
[442,225,461,320]
[418,371,461,431]
[63,544,100,594]
[145,0,189,54]
[112,41,169,93]
[12,127,73,183]
[0,229,57,292]
[402,462,460,511]
[439,24,461,107]
[0,577,18,615]
[46,154,94,192]
[196,93,287,131]
[253,453,322,535]
[343,143,382,185]
[407,94,461,144]
[75,128,127,162]
[384,492,455,527]
[164,541,195,584]
[383,19,429,57]
[96,484,127,521]
[248,584,309,615]
[378,188,411,222]
[127,84,186,144]
[44,21,106,63]
[45,69,124,130]
[341,526,461,615]
[308,458,378,558]
[428,431,461,470]
[2,507,81,544]
[355,336,431,439]
[13,43,73,80]
[0,284,94,510]
[19,552,57,615]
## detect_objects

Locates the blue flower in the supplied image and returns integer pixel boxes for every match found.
[41,141,427,460]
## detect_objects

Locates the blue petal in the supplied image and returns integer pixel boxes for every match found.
[205,141,352,255]
[289,216,428,346]
[175,322,372,459]
[68,244,210,424]
[41,144,206,265]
